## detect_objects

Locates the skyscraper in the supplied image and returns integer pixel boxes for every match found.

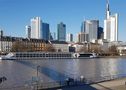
[66,33,73,42]
[31,17,42,39]
[25,25,31,38]
[84,20,99,43]
[57,22,66,41]
[81,22,85,32]
[104,0,118,42]
[42,23,50,40]
[77,32,89,43]
[50,32,56,40]
[98,27,104,39]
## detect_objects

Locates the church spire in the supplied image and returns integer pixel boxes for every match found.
[106,0,110,19]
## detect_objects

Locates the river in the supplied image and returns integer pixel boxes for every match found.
[0,57,126,89]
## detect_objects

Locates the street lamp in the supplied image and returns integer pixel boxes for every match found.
[37,65,40,90]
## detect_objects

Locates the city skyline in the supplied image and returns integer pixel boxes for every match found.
[0,0,125,41]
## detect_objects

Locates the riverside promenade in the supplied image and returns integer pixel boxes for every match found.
[49,78,126,90]
[91,78,126,90]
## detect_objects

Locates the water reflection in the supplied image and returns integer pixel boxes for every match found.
[0,58,126,88]
[97,58,118,78]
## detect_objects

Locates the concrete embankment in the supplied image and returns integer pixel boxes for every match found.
[91,78,126,90]
[49,78,126,90]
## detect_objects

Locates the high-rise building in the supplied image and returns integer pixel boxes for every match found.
[66,33,73,42]
[81,22,85,32]
[50,32,56,40]
[84,20,99,43]
[77,32,89,43]
[57,22,66,41]
[25,25,31,38]
[98,27,104,39]
[31,17,42,39]
[104,0,118,42]
[42,23,50,40]
[0,30,3,37]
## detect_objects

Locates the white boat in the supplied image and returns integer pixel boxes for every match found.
[0,52,73,60]
[0,53,16,60]
[73,53,97,58]
[0,52,98,60]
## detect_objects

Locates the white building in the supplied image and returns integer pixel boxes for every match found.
[84,20,99,43]
[104,0,118,42]
[66,33,73,42]
[50,41,69,52]
[31,17,42,39]
[77,32,89,43]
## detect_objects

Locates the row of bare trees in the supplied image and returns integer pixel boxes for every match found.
[79,44,118,56]
[11,41,55,52]
[79,44,103,53]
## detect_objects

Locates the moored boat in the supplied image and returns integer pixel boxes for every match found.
[0,52,98,60]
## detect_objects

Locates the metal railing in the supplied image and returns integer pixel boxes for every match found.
[0,74,126,90]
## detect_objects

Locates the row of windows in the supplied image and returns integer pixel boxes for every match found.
[15,53,71,57]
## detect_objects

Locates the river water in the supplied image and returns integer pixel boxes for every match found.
[0,57,126,88]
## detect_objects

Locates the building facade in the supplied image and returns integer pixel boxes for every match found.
[104,0,118,42]
[42,23,50,40]
[0,36,50,53]
[77,32,89,43]
[98,27,104,39]
[50,41,69,52]
[84,20,99,43]
[57,22,66,41]
[25,25,31,38]
[50,32,56,41]
[81,22,85,32]
[66,33,73,42]
[31,17,42,39]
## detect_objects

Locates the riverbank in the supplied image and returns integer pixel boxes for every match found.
[49,78,126,90]
[99,55,126,58]
[91,78,126,90]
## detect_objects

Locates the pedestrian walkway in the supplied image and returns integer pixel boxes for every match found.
[91,78,126,90]
[49,78,126,90]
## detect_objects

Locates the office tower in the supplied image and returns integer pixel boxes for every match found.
[84,20,99,43]
[50,32,56,40]
[31,17,42,39]
[57,22,66,41]
[25,25,31,38]
[98,27,104,39]
[106,0,110,19]
[66,33,73,42]
[104,0,118,42]
[42,23,50,40]
[77,32,89,43]
[81,22,85,32]
[0,30,3,36]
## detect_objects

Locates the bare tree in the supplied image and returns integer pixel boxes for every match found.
[42,44,56,52]
[79,45,88,53]
[109,45,118,55]
[11,41,27,52]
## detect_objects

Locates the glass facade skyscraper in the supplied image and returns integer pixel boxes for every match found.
[98,27,104,39]
[42,23,50,40]
[57,22,66,41]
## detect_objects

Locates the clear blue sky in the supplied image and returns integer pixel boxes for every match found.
[0,0,125,41]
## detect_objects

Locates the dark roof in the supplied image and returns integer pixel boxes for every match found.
[0,36,49,43]
[50,40,68,44]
